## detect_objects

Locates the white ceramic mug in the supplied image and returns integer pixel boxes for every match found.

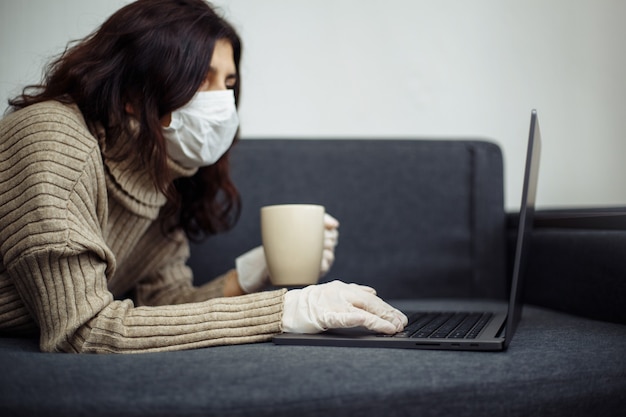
[261,204,325,287]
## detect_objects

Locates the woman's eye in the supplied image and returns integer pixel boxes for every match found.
[225,76,238,89]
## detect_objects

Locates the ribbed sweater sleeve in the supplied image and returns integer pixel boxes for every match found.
[0,102,286,353]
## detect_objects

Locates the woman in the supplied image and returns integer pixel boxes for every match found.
[0,0,406,353]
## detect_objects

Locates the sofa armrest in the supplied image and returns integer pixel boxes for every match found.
[508,207,626,324]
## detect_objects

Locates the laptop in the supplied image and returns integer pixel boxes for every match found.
[274,109,542,351]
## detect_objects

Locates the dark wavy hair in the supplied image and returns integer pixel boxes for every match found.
[8,0,242,241]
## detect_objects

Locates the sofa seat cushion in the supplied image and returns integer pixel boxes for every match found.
[2,301,624,417]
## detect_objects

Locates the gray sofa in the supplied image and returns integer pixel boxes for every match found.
[1,139,625,417]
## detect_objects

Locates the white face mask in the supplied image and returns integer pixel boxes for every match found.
[163,90,239,168]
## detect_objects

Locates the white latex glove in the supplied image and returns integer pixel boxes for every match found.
[236,213,340,293]
[320,213,339,276]
[281,280,408,334]
[235,246,268,293]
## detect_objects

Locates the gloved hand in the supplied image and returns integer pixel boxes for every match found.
[236,213,340,293]
[320,213,339,276]
[281,280,408,334]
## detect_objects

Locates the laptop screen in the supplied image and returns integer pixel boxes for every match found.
[504,109,542,348]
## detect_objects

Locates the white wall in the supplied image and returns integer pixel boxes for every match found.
[2,0,625,210]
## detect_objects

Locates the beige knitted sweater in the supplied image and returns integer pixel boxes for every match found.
[0,101,286,353]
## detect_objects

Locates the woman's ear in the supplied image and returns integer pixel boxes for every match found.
[161,113,172,127]
[125,100,170,126]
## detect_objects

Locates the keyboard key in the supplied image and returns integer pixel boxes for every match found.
[448,313,483,339]
[466,313,493,339]
[430,313,469,338]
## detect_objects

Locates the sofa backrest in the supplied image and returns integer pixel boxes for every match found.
[189,139,507,300]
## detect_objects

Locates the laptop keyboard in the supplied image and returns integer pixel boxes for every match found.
[394,312,493,339]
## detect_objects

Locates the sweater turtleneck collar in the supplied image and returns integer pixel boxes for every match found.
[93,120,198,220]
